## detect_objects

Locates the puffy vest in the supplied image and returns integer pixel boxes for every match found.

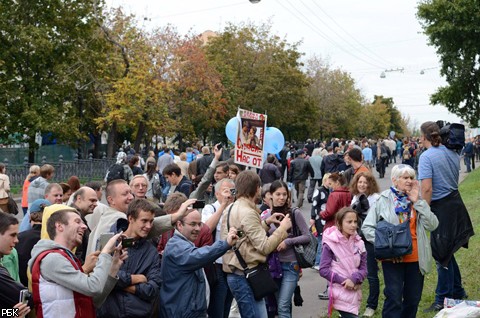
[31,249,95,318]
[323,227,365,315]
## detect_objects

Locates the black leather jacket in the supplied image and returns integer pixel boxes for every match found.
[289,158,313,181]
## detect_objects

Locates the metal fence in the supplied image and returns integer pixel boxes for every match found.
[3,154,116,188]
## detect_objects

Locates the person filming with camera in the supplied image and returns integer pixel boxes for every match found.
[418,121,474,313]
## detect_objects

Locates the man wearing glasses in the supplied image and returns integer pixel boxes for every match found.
[160,208,239,318]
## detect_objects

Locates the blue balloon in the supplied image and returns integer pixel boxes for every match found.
[264,127,285,154]
[225,117,239,143]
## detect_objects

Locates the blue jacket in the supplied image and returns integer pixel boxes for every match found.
[97,239,161,318]
[160,231,230,318]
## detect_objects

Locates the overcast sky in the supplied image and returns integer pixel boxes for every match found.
[106,0,465,129]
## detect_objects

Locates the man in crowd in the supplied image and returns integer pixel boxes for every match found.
[130,175,149,199]
[196,146,214,176]
[201,178,236,318]
[418,121,474,312]
[97,199,161,318]
[70,187,99,263]
[259,155,282,185]
[163,163,192,197]
[289,150,313,208]
[0,213,31,316]
[160,209,239,318]
[20,182,64,232]
[29,208,127,317]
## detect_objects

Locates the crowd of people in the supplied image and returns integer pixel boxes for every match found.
[0,121,477,318]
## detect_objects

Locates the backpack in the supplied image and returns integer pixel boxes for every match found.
[106,163,125,184]
[152,174,162,200]
[403,146,411,160]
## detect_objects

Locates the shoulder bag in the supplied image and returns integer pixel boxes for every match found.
[291,208,318,268]
[374,213,412,260]
[227,205,278,300]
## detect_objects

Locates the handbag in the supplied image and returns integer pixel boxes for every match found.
[291,208,318,268]
[227,205,278,300]
[374,214,412,260]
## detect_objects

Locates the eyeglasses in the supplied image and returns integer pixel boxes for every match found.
[182,222,204,228]
[133,184,148,189]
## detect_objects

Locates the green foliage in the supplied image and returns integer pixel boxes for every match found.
[418,0,480,126]
[205,22,314,141]
[0,0,105,146]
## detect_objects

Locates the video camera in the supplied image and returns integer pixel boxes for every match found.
[436,120,465,152]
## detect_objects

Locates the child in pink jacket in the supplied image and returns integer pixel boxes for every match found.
[319,207,367,318]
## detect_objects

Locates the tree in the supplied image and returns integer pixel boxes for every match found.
[418,0,480,126]
[0,0,107,162]
[205,22,314,141]
[306,56,363,139]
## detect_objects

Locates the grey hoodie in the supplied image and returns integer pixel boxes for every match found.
[29,239,117,308]
[27,176,49,206]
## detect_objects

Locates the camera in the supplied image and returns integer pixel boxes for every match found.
[192,200,206,209]
[19,289,30,305]
[436,120,465,151]
[121,237,135,248]
[237,229,245,238]
[230,188,237,196]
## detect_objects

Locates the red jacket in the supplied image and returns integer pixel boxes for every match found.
[320,187,352,231]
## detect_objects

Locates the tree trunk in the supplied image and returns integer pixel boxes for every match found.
[28,136,37,163]
[107,123,118,158]
[133,121,145,153]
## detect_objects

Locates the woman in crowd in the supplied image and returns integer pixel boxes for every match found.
[362,164,438,318]
[310,173,331,270]
[21,165,40,215]
[59,182,71,203]
[144,161,160,202]
[228,164,240,181]
[0,163,10,213]
[129,156,144,176]
[67,175,81,193]
[261,180,310,318]
[222,170,292,318]
[349,171,380,317]
[319,172,352,232]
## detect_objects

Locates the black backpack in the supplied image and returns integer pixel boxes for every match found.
[106,163,125,184]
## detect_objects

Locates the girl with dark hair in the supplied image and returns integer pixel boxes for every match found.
[128,156,144,176]
[143,161,160,202]
[320,207,367,318]
[260,180,310,318]
[319,172,352,232]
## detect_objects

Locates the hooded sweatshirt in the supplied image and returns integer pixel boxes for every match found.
[27,176,49,207]
[29,240,117,318]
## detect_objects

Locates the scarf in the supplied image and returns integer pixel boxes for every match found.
[390,186,411,222]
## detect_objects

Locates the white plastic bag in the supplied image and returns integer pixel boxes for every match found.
[434,302,480,318]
